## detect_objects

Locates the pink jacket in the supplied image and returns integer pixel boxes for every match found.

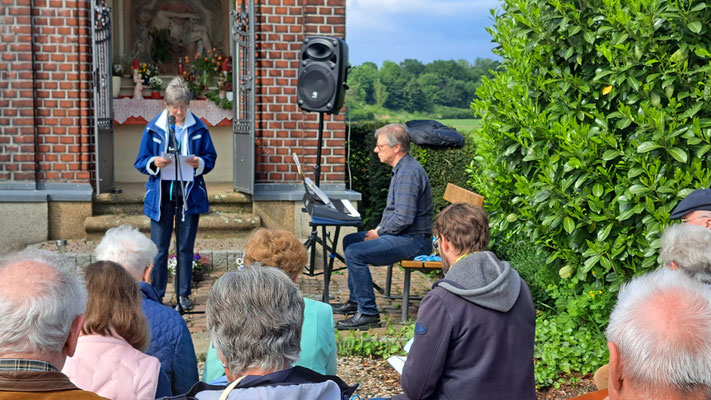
[62,334,160,400]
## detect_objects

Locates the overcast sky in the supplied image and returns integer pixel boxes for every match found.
[346,0,503,67]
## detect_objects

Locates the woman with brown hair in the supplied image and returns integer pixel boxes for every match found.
[63,261,161,400]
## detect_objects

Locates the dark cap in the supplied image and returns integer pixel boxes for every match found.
[670,188,711,220]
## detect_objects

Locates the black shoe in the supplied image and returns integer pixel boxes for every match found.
[336,312,380,330]
[178,296,193,311]
[331,300,358,315]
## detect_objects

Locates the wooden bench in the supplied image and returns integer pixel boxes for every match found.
[384,183,484,322]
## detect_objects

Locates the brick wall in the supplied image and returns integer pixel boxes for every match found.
[254,0,347,183]
[0,0,93,184]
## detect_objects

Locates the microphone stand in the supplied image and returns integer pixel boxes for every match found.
[168,115,187,315]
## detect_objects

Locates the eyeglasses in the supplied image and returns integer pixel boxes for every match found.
[375,143,391,150]
[682,214,711,224]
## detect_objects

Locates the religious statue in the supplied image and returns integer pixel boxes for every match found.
[133,68,144,99]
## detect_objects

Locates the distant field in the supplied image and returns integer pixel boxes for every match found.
[438,119,481,133]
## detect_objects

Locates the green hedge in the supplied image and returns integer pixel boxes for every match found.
[346,121,477,230]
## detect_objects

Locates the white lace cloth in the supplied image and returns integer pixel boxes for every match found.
[113,98,232,126]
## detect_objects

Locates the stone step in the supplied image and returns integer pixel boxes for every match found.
[93,191,252,215]
[84,212,261,240]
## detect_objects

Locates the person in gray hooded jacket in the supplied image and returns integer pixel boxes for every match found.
[399,203,536,400]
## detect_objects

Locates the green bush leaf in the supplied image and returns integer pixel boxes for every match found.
[688,21,702,33]
[666,147,688,163]
[637,141,661,153]
[563,217,575,234]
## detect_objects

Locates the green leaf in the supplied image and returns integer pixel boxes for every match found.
[563,217,575,234]
[593,183,603,197]
[690,2,707,12]
[666,147,688,163]
[602,150,621,160]
[688,21,702,34]
[584,31,595,44]
[629,184,649,195]
[598,223,613,241]
[506,213,518,222]
[583,255,601,273]
[558,265,573,278]
[637,141,661,153]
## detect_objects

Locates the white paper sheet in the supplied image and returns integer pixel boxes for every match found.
[160,153,194,182]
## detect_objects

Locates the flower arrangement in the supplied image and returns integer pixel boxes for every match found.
[182,48,230,98]
[167,252,209,278]
[138,62,159,85]
[149,76,164,91]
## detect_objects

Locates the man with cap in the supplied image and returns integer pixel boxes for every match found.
[669,188,711,228]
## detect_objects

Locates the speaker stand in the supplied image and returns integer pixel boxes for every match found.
[314,112,324,185]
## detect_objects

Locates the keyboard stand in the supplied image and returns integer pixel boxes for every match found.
[303,217,361,303]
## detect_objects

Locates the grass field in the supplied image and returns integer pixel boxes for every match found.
[438,119,480,133]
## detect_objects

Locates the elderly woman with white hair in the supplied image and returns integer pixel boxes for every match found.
[134,76,217,311]
[164,265,357,400]
[660,222,711,285]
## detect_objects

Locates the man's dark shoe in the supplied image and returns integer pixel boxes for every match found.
[336,312,380,330]
[331,300,358,315]
[178,296,193,311]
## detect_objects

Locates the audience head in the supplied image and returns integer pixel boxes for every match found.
[243,228,308,281]
[660,223,711,285]
[434,203,489,271]
[605,268,711,400]
[94,225,157,282]
[82,261,150,351]
[0,249,87,365]
[207,265,304,379]
[374,123,410,154]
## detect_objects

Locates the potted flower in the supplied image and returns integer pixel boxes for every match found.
[148,76,163,99]
[112,63,123,98]
[138,62,159,86]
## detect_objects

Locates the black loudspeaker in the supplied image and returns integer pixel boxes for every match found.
[297,36,348,114]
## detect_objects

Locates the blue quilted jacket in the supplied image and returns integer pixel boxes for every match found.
[140,282,199,397]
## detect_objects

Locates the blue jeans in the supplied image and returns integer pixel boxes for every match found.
[343,231,432,315]
[151,199,200,300]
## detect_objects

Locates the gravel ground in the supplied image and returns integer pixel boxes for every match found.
[338,356,402,398]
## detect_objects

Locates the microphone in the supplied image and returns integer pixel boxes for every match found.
[168,115,177,152]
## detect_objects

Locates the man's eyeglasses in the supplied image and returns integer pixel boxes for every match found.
[375,143,391,150]
[682,214,711,224]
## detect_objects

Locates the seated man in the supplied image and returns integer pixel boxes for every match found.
[165,265,356,399]
[202,228,337,383]
[94,225,198,396]
[669,188,711,227]
[0,249,107,399]
[399,203,536,400]
[605,268,711,399]
[335,123,433,330]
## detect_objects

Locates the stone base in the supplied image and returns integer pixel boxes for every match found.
[0,202,48,253]
[49,201,92,240]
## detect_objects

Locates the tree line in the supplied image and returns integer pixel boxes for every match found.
[346,58,500,115]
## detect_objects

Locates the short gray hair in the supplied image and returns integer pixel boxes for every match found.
[606,268,711,396]
[207,264,304,376]
[0,249,88,355]
[165,76,192,106]
[660,223,711,285]
[374,123,410,153]
[94,225,157,281]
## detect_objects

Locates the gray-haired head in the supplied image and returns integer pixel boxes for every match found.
[0,249,88,355]
[606,268,711,397]
[374,123,410,153]
[660,223,711,285]
[94,225,157,281]
[207,264,304,376]
[164,76,192,106]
